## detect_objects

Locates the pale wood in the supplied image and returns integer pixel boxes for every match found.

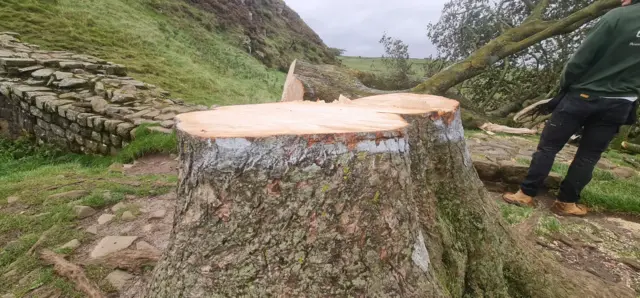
[175,101,408,139]
[280,60,305,102]
[480,122,538,135]
[340,93,460,116]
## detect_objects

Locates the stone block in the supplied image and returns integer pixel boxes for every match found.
[65,130,76,142]
[66,109,79,121]
[0,58,36,67]
[18,65,43,75]
[116,122,135,138]
[85,139,98,152]
[105,119,124,133]
[31,68,55,79]
[19,101,28,111]
[50,124,65,137]
[93,117,106,131]
[55,116,70,128]
[58,104,71,118]
[35,95,56,110]
[91,131,102,142]
[69,123,81,134]
[99,143,109,155]
[59,78,88,88]
[36,118,49,130]
[59,61,84,69]
[102,133,111,145]
[42,112,52,122]
[46,99,74,114]
[110,134,122,147]
[75,134,84,145]
[29,106,43,118]
[154,113,176,121]
[53,71,73,80]
[80,128,92,138]
[76,113,94,126]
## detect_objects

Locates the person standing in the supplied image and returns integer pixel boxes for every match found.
[502,0,640,216]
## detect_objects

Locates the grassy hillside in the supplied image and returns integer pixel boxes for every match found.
[0,0,294,106]
[339,56,433,77]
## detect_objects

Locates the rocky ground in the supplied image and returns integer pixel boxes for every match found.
[2,133,640,297]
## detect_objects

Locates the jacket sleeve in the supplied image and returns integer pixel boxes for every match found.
[559,17,614,90]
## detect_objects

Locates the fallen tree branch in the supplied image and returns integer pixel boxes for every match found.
[623,157,640,169]
[83,249,161,274]
[622,141,640,154]
[40,249,105,298]
[480,122,538,135]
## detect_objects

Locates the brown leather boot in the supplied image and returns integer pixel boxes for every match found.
[551,201,588,217]
[502,190,535,207]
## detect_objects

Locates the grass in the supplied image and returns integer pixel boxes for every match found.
[500,202,534,225]
[0,127,177,296]
[339,56,432,77]
[0,0,285,106]
[536,216,562,236]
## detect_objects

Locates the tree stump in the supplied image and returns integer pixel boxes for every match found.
[146,97,635,298]
[146,101,446,297]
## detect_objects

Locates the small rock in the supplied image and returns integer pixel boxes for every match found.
[48,190,89,201]
[105,270,134,291]
[124,194,136,200]
[74,205,96,219]
[53,71,73,80]
[611,167,636,179]
[123,164,134,170]
[112,202,127,212]
[90,236,138,258]
[60,239,81,250]
[97,214,116,225]
[31,68,55,79]
[154,113,176,121]
[160,120,175,128]
[136,241,160,253]
[149,209,166,219]
[58,78,87,88]
[121,211,135,221]
[142,224,156,233]
[86,225,98,235]
[6,196,19,204]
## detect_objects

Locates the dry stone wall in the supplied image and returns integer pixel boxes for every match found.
[0,32,207,154]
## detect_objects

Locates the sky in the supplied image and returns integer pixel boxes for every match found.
[284,0,448,58]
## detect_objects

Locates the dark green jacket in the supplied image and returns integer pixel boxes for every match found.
[560,2,640,97]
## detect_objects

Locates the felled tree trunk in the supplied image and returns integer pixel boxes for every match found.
[145,97,633,298]
[622,141,640,154]
[281,59,490,129]
[281,59,399,102]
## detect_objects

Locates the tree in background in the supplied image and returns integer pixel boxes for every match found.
[415,0,620,100]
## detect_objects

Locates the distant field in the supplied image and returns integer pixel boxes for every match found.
[339,56,433,77]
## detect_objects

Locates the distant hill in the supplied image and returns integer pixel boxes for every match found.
[0,0,336,105]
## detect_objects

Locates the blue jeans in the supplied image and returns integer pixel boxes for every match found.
[520,93,633,203]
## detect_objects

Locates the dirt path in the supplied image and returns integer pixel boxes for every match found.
[491,191,640,293]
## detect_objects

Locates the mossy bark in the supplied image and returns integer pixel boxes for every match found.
[145,129,445,297]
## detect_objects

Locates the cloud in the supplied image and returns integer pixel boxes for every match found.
[284,0,447,58]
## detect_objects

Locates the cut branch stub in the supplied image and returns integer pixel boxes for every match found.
[145,101,447,297]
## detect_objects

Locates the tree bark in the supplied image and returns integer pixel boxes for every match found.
[145,98,634,297]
